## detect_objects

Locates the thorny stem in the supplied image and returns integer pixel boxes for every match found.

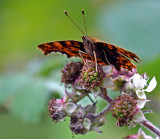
[99,87,113,103]
[141,119,160,137]
[91,88,113,122]
[93,103,112,122]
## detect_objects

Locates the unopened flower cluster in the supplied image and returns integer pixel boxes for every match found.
[48,61,157,137]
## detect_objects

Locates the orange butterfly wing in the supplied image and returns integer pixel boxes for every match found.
[38,41,84,58]
[38,40,106,65]
[38,40,140,71]
[107,43,140,62]
[94,42,141,71]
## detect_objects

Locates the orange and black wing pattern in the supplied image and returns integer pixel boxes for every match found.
[38,40,85,58]
[38,40,106,65]
[38,40,140,71]
[94,42,141,71]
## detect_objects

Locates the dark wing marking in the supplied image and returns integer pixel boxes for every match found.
[95,42,141,63]
[94,42,140,70]
[80,52,107,65]
[38,40,107,65]
[37,40,85,58]
[110,44,140,62]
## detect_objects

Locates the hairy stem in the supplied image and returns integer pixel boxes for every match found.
[141,119,160,137]
[93,104,112,122]
[72,91,89,103]
[91,88,113,122]
[99,87,113,103]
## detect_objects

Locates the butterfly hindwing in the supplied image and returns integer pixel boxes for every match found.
[95,42,140,62]
[94,42,139,70]
[109,44,140,62]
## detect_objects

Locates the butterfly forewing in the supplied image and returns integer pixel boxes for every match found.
[38,40,85,58]
[38,40,106,65]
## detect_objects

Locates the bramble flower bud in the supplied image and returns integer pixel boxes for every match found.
[48,98,66,122]
[112,94,139,127]
[70,116,88,135]
[76,62,104,91]
[61,61,83,85]
[69,107,88,135]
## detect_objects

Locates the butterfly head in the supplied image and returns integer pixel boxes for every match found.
[82,36,94,44]
[81,36,95,55]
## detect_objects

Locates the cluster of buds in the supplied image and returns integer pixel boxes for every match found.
[48,61,159,138]
[111,94,138,127]
[48,96,67,122]
[48,94,106,134]
[76,61,104,91]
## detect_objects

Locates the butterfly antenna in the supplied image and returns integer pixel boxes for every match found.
[64,10,85,35]
[82,9,87,35]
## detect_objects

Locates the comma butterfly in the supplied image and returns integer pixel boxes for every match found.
[38,9,141,71]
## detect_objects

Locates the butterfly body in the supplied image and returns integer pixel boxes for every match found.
[38,35,140,71]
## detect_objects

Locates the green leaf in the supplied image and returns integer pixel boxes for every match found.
[0,73,61,123]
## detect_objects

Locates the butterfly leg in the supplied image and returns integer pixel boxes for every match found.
[93,51,98,72]
[78,50,87,63]
[79,50,94,64]
[103,50,112,65]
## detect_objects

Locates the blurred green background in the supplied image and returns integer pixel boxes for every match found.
[0,0,160,138]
